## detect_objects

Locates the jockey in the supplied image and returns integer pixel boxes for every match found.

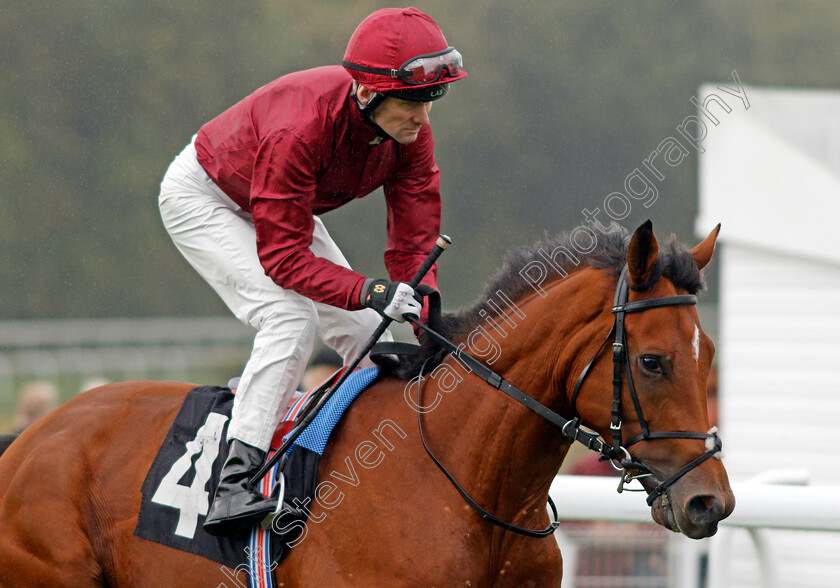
[158,7,467,536]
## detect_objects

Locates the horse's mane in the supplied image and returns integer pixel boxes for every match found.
[383,226,705,379]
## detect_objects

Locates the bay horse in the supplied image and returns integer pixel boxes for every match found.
[0,221,734,586]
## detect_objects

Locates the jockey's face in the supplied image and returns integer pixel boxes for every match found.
[372,97,432,144]
[357,85,432,144]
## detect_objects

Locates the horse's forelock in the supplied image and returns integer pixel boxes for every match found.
[660,236,706,295]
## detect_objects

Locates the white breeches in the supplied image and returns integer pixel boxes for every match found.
[158,138,390,451]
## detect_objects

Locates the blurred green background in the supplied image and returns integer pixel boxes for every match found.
[1,1,838,424]
[3,0,839,319]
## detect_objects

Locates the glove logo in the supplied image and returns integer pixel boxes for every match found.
[373,284,386,294]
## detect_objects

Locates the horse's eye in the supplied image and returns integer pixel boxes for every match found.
[640,356,663,374]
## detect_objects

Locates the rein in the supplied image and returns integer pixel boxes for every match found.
[413,357,561,538]
[404,266,723,538]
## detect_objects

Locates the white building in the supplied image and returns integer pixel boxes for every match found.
[696,84,840,588]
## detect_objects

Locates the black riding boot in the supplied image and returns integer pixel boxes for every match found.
[203,439,278,536]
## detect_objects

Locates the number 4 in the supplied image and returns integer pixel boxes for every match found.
[151,411,229,539]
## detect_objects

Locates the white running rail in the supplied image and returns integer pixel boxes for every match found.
[550,470,840,588]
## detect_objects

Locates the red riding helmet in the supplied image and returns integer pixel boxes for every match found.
[342,7,467,101]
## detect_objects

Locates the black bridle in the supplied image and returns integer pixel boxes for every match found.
[406,266,722,538]
[569,267,722,505]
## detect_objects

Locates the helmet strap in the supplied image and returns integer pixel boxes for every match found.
[352,87,394,142]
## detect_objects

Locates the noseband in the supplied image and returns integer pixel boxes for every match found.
[407,266,722,538]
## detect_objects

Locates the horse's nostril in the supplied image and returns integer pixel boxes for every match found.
[687,495,722,523]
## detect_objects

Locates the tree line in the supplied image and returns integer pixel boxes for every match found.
[2,0,838,319]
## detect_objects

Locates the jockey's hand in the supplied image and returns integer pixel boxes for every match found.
[361,279,423,322]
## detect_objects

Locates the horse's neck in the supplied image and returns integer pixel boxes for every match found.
[423,269,612,519]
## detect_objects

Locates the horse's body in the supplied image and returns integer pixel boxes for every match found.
[0,380,563,586]
[0,223,734,586]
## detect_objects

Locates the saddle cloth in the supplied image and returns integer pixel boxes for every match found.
[134,367,379,587]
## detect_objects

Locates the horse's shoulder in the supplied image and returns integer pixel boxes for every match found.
[342,375,411,419]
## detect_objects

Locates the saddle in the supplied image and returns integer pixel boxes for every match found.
[134,365,383,583]
[135,340,421,588]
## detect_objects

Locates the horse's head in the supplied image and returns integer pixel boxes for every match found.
[570,221,735,539]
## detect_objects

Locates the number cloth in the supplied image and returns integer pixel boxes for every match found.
[135,386,263,569]
[135,372,380,577]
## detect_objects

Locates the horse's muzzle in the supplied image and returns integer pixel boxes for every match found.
[650,485,735,539]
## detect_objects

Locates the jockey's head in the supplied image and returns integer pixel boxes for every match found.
[343,7,467,140]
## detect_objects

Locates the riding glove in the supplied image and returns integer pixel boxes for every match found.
[361,279,423,322]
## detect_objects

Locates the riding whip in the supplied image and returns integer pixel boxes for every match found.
[250,234,452,484]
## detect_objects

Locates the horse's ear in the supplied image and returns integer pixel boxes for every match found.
[627,219,659,288]
[691,223,721,270]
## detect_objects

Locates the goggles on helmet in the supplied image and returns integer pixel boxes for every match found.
[343,47,463,86]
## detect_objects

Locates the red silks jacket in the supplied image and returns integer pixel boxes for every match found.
[195,66,441,311]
